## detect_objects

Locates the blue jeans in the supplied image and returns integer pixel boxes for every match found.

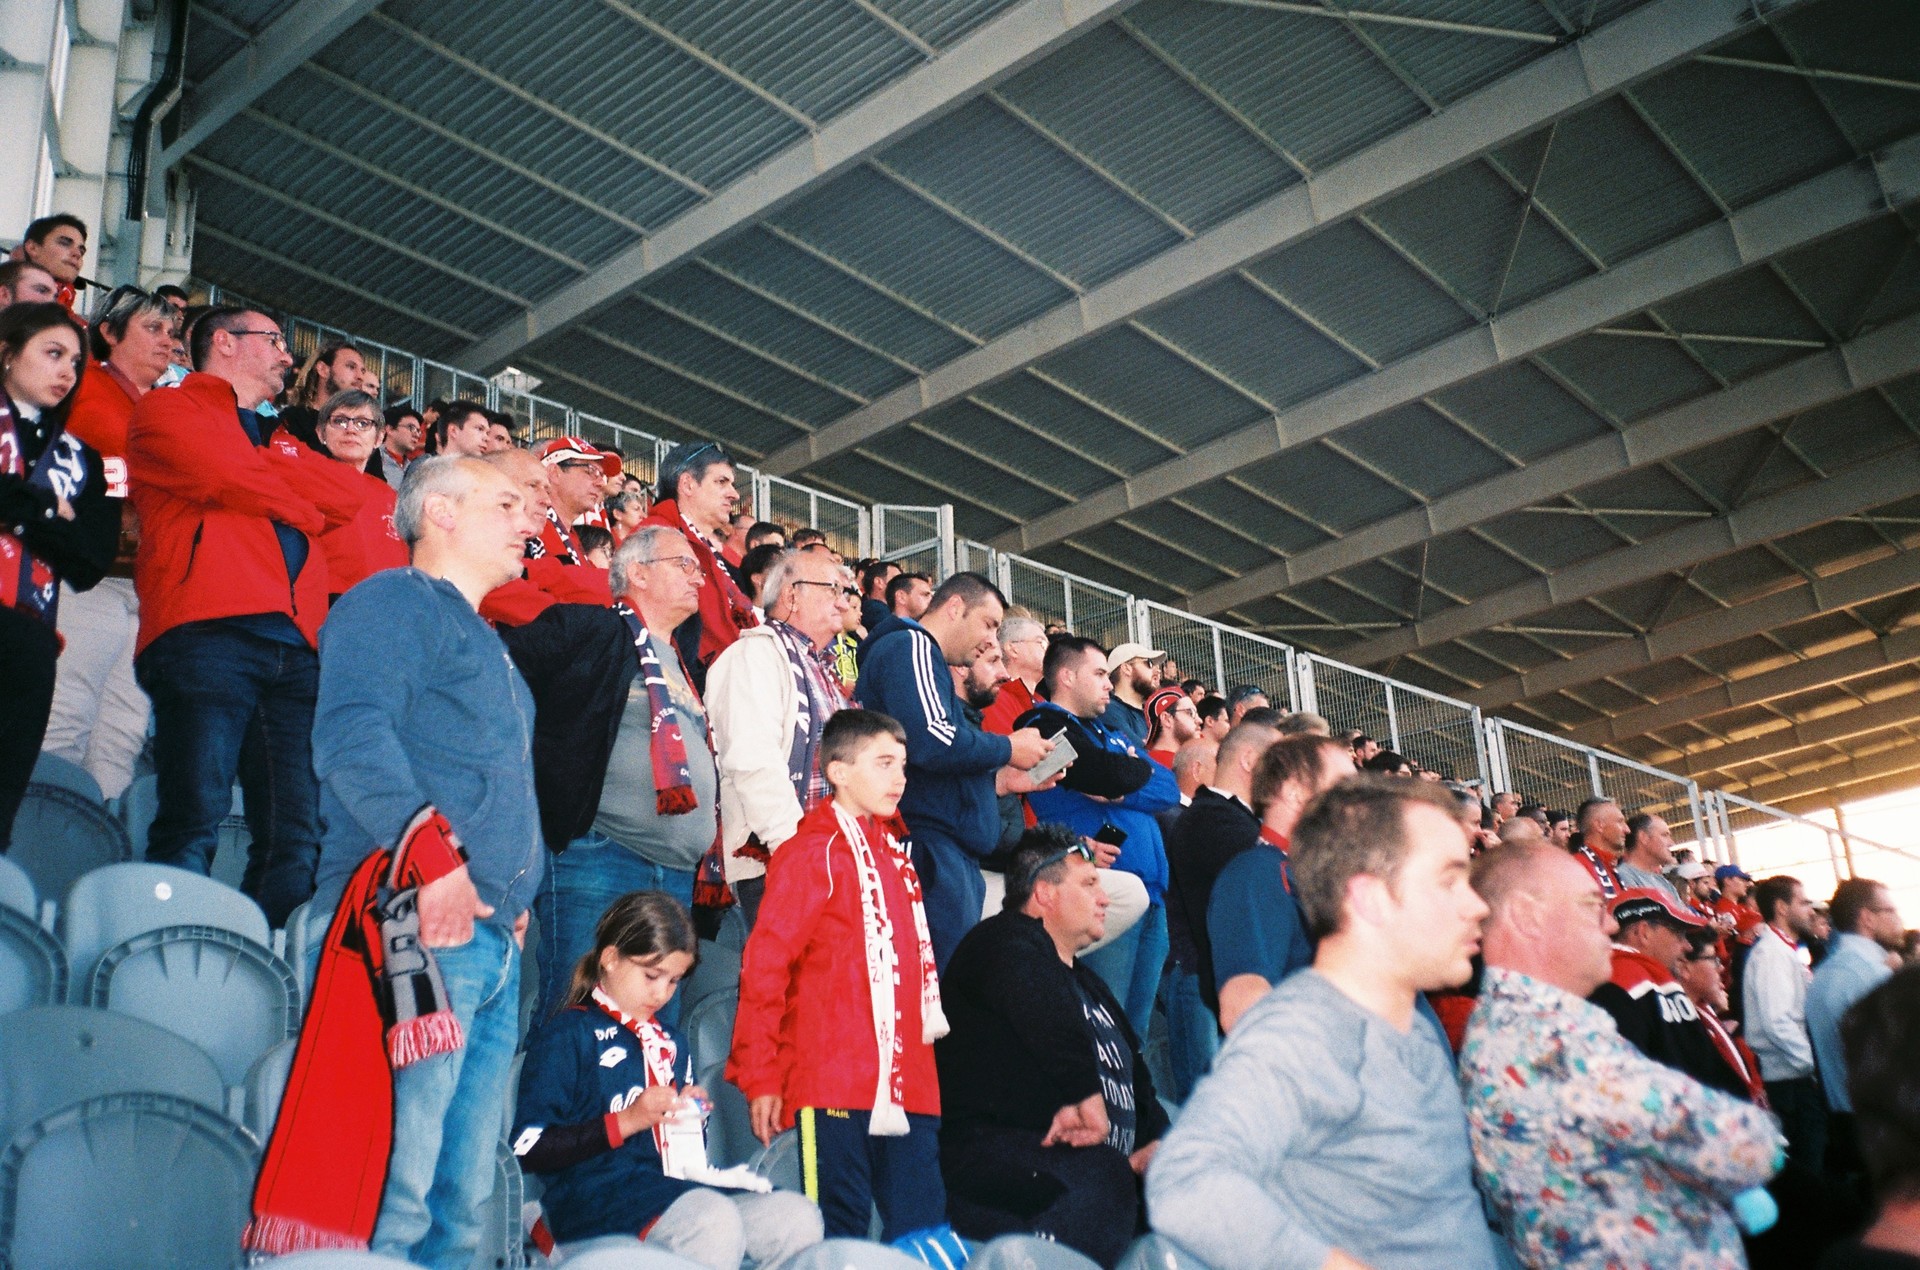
[534,831,695,1030]
[375,921,521,1270]
[1160,966,1220,1103]
[1081,900,1168,1041]
[135,621,322,926]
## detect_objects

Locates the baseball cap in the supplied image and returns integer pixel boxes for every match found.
[1673,861,1708,881]
[1145,687,1186,729]
[539,436,621,477]
[1714,863,1753,883]
[1105,642,1165,673]
[1610,888,1710,930]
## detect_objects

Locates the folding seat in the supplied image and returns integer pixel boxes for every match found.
[778,1239,929,1270]
[61,861,270,992]
[243,1038,298,1144]
[752,1128,802,1194]
[560,1245,705,1270]
[253,1254,418,1268]
[7,784,130,906]
[0,1091,257,1269]
[29,752,103,804]
[473,1141,526,1270]
[0,1006,224,1147]
[0,856,35,918]
[1115,1234,1216,1270]
[971,1235,1104,1270]
[682,988,756,1169]
[0,907,65,1015]
[679,937,741,1018]
[280,898,330,1003]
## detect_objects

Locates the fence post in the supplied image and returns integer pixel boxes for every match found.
[1686,782,1710,862]
[1586,752,1605,799]
[936,505,955,581]
[1384,685,1401,755]
[1470,707,1490,792]
[1208,623,1225,698]
[1131,600,1150,651]
[1295,654,1318,716]
[858,507,872,559]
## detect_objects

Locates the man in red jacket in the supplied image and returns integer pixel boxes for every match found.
[643,439,756,692]
[128,307,364,925]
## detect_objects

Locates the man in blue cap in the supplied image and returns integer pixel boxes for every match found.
[1713,863,1756,934]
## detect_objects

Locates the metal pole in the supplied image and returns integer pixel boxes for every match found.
[1832,804,1857,877]
[1210,622,1226,697]
[1470,707,1491,793]
[1687,782,1710,862]
[1384,684,1401,755]
[1587,752,1605,799]
[936,504,955,581]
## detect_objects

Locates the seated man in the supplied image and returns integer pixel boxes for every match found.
[1149,779,1500,1270]
[938,825,1166,1269]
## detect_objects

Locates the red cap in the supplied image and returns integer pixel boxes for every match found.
[1609,887,1711,930]
[1145,687,1186,728]
[540,436,621,477]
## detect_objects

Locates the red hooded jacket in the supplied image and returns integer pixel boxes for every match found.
[126,373,364,654]
[641,498,756,677]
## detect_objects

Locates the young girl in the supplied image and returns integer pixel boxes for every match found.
[512,892,822,1269]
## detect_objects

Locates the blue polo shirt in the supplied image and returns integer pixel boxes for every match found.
[1208,841,1311,996]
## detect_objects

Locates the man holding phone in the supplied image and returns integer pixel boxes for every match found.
[1016,636,1182,1038]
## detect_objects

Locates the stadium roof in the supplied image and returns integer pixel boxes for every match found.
[169,0,1920,815]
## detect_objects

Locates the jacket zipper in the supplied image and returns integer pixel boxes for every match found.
[182,520,203,579]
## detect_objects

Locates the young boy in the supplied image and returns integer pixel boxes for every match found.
[728,710,954,1248]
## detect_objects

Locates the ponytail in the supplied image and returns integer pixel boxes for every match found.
[561,890,698,1012]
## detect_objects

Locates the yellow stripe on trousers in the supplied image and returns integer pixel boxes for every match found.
[800,1106,820,1205]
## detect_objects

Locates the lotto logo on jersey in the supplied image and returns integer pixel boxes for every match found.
[511,1126,543,1156]
[599,1045,629,1068]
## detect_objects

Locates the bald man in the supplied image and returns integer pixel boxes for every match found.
[477,448,610,624]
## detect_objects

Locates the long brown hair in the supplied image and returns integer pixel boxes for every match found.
[563,890,698,1011]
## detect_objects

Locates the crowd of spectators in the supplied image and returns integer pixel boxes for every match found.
[6,217,1920,1270]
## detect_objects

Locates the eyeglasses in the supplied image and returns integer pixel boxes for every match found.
[791,579,839,594]
[641,555,701,575]
[230,329,288,352]
[1022,839,1095,885]
[323,416,380,432]
[556,460,604,474]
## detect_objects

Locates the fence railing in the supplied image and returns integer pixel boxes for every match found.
[196,280,1913,880]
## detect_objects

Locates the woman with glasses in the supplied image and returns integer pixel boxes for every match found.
[297,388,408,604]
[0,303,117,851]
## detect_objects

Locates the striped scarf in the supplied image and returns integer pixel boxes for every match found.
[767,620,844,811]
[614,601,699,815]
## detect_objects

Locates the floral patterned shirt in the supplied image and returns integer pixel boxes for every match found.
[1459,967,1784,1270]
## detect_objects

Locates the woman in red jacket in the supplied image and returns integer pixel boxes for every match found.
[301,389,407,603]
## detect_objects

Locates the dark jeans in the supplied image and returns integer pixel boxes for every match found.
[796,1107,944,1241]
[0,605,59,851]
[944,1128,1141,1269]
[135,621,322,926]
[531,831,695,1031]
[1765,1075,1830,1174]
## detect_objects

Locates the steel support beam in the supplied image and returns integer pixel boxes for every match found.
[156,0,384,172]
[1717,738,1920,806]
[1771,767,1920,817]
[1466,544,1920,710]
[767,0,1813,480]
[1564,626,1920,748]
[1182,302,1920,621]
[455,0,1147,372]
[1339,446,1920,666]
[1658,689,1920,779]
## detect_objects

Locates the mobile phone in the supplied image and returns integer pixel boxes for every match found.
[1093,823,1128,849]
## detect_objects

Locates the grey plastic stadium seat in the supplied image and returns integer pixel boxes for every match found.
[682,989,756,1169]
[0,1092,257,1269]
[1114,1235,1215,1270]
[244,1038,298,1144]
[972,1235,1104,1270]
[562,1244,706,1270]
[0,908,66,1016]
[30,752,102,804]
[778,1239,929,1270]
[118,771,158,860]
[679,938,741,1017]
[8,784,131,907]
[0,856,34,918]
[0,1006,225,1146]
[61,861,270,993]
[282,899,331,1004]
[88,926,298,1087]
[473,1141,526,1270]
[752,1128,802,1193]
[260,1253,419,1267]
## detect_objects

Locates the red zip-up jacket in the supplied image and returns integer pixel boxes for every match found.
[126,373,364,654]
[727,801,940,1128]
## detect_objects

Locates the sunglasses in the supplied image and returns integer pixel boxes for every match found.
[1022,839,1095,885]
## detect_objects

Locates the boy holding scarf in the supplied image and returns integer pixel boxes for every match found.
[729,710,958,1251]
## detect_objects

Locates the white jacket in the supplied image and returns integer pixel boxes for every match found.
[1742,924,1814,1080]
[706,624,810,884]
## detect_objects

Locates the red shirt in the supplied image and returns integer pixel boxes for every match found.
[728,802,941,1126]
[980,677,1035,737]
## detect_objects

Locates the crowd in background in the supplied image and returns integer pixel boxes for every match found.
[6,212,1920,1270]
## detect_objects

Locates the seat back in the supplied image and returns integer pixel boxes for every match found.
[243,1038,298,1144]
[0,910,66,1017]
[678,938,740,1017]
[0,1092,256,1270]
[779,1239,928,1270]
[1115,1235,1216,1270]
[973,1235,1105,1270]
[473,1141,528,1270]
[681,989,755,1169]
[563,1245,708,1270]
[0,856,34,919]
[8,786,130,908]
[88,927,298,1087]
[281,899,331,1004]
[62,862,270,993]
[751,1128,802,1193]
[253,1253,419,1268]
[0,1006,225,1146]
[29,753,102,805]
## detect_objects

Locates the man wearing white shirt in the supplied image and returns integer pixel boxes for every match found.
[1743,873,1826,1170]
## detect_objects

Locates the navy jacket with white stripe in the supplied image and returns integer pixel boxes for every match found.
[857,615,1012,856]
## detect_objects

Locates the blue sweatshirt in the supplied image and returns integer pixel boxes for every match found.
[1018,700,1180,901]
[857,615,1012,855]
[311,568,544,922]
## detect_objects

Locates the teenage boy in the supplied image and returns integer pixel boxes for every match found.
[729,710,961,1254]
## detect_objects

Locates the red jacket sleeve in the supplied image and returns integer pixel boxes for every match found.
[524,556,611,605]
[127,380,327,535]
[727,830,837,1106]
[481,575,559,627]
[267,435,369,530]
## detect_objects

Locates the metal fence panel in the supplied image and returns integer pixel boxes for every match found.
[1138,602,1224,694]
[1218,628,1298,713]
[498,392,573,446]
[573,411,662,488]
[1593,753,1705,847]
[420,359,493,409]
[874,505,948,579]
[1301,655,1487,787]
[1488,720,1600,816]
[1003,555,1069,630]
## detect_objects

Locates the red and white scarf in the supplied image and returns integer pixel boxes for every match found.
[835,805,946,1136]
[591,987,680,1154]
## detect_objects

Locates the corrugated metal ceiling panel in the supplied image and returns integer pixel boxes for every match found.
[1533,329,1728,423]
[1358,11,1556,107]
[1124,501,1280,575]
[1336,402,1513,499]
[183,14,245,84]
[869,0,1029,46]
[1648,268,1837,385]
[969,374,1178,475]
[1424,360,1613,461]
[1071,521,1232,593]
[1770,215,1920,340]
[1629,59,1857,208]
[192,239,459,358]
[912,399,1116,497]
[1033,325,1271,452]
[878,432,1065,522]
[531,338,802,457]
[1237,441,1420,534]
[1244,220,1476,365]
[1773,0,1920,151]
[1135,275,1369,411]
[1178,480,1329,556]
[1778,384,1920,478]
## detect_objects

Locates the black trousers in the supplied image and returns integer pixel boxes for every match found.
[1765,1075,1830,1173]
[942,1127,1141,1269]
[0,604,59,850]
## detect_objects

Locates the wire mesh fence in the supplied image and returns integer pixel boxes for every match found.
[1000,557,1132,647]
[764,476,868,558]
[1487,719,1603,816]
[873,505,948,580]
[1595,753,1708,848]
[1300,656,1487,787]
[1137,603,1223,694]
[1218,627,1298,713]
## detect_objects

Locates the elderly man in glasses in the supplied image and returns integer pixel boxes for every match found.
[935,823,1167,1268]
[126,306,367,926]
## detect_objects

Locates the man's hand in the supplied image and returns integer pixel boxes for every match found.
[1041,1093,1109,1148]
[750,1095,784,1146]
[1129,1141,1159,1175]
[1007,727,1054,770]
[998,764,1065,796]
[416,865,493,948]
[1085,835,1121,868]
[1321,1251,1377,1270]
[54,496,75,521]
[512,910,530,949]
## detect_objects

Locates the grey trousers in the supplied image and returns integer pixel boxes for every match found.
[646,1188,825,1270]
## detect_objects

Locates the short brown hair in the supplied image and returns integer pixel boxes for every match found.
[1249,735,1347,817]
[820,709,907,785]
[1829,877,1887,936]
[1289,776,1464,940]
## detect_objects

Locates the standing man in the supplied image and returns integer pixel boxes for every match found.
[127,307,365,924]
[1745,874,1826,1170]
[1460,843,1783,1269]
[1149,779,1499,1270]
[1570,797,1627,899]
[536,436,618,562]
[885,571,933,623]
[430,401,494,459]
[858,559,899,637]
[1612,813,1680,900]
[16,214,87,312]
[1714,863,1758,930]
[1809,878,1904,1161]
[643,439,757,691]
[1101,642,1163,745]
[498,524,717,1027]
[380,405,424,491]
[858,571,1051,968]
[707,546,851,925]
[273,456,545,1268]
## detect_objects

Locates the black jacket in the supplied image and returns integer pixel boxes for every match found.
[496,603,637,854]
[1164,787,1260,1008]
[936,910,1167,1147]
[0,390,117,597]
